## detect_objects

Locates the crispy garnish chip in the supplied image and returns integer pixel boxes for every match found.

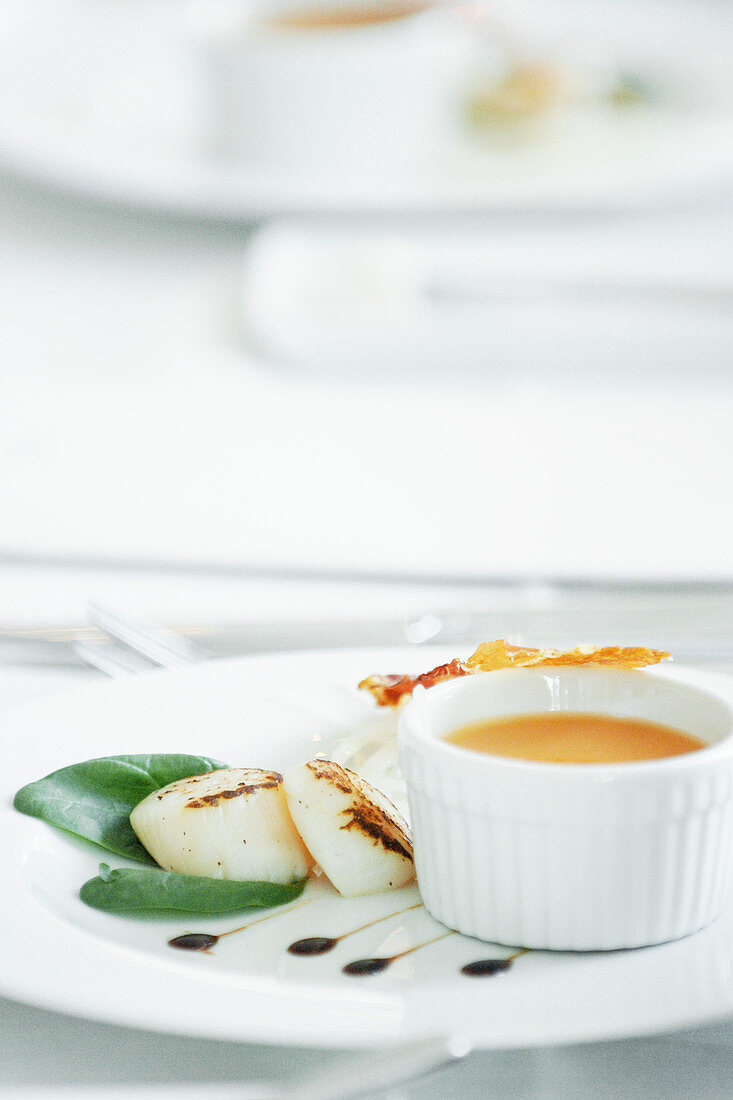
[358,659,469,708]
[466,639,671,672]
[359,639,670,707]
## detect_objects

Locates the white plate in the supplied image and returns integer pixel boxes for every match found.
[2,2,733,217]
[5,648,733,1050]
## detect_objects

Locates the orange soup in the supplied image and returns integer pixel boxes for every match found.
[444,712,707,764]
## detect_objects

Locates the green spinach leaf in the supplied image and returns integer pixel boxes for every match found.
[81,864,306,914]
[14,754,224,862]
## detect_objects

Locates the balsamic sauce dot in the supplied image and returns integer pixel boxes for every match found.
[168,933,220,951]
[288,936,339,956]
[342,957,393,976]
[461,958,513,977]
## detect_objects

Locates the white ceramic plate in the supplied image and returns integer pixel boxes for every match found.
[5,648,733,1050]
[2,2,733,217]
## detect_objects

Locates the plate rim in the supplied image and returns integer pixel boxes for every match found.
[2,0,733,219]
[5,648,733,1050]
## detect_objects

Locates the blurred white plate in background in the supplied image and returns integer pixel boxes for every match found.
[0,0,732,217]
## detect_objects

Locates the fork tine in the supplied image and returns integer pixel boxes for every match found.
[86,601,208,669]
[72,639,161,678]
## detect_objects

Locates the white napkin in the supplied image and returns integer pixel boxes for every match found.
[242,216,733,378]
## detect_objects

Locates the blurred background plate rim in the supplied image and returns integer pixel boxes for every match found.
[1,1,733,219]
[1,110,732,221]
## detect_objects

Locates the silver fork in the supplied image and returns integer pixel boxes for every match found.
[71,604,450,677]
[74,601,209,676]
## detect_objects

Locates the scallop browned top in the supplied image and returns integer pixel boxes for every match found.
[305,760,413,861]
[182,769,283,808]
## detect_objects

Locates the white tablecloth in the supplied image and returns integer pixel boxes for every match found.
[1,174,733,582]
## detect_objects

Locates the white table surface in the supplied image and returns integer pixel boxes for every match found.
[1,172,732,582]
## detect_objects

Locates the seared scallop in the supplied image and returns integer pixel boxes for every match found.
[130,767,311,883]
[283,760,414,897]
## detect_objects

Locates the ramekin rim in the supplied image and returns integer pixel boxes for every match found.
[397,664,733,778]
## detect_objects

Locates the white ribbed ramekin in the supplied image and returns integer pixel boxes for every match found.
[398,666,733,951]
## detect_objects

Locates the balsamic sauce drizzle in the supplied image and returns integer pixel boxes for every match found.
[340,937,529,978]
[287,935,337,956]
[461,948,529,977]
[342,929,455,975]
[168,900,530,979]
[168,932,219,952]
[168,898,312,952]
[288,901,423,956]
